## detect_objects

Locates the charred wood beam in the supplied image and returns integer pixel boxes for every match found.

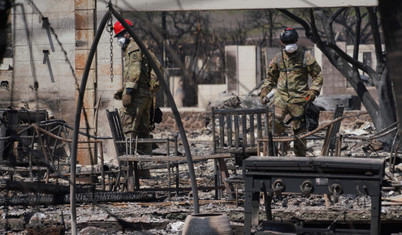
[115,186,225,192]
[0,192,156,206]
[3,180,225,200]
[3,180,94,194]
[0,165,47,171]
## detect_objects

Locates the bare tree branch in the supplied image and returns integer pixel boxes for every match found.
[361,21,371,42]
[353,7,361,68]
[333,10,372,45]
[326,42,376,77]
[329,8,345,26]
[367,7,385,66]
[316,9,338,44]
[309,9,323,47]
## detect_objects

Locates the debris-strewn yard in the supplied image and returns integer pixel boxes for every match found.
[0,108,402,234]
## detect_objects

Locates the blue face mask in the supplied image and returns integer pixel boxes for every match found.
[284,43,298,53]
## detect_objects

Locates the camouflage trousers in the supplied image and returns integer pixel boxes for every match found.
[273,98,307,157]
[119,94,152,155]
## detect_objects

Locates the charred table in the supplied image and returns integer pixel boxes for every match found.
[243,156,385,235]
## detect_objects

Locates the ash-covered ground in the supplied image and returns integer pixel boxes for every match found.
[1,118,402,234]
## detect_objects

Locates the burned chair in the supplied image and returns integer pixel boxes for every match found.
[107,109,235,199]
[211,107,271,159]
[106,109,180,192]
[211,107,272,197]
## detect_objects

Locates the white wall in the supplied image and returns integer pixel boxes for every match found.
[7,0,76,121]
[198,84,227,109]
[225,45,261,96]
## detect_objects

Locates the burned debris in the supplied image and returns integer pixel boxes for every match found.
[0,94,401,234]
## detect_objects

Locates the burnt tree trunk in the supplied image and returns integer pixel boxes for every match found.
[379,0,402,135]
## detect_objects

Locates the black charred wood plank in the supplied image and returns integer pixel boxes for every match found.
[227,115,232,146]
[219,115,225,147]
[234,115,240,147]
[0,192,156,206]
[250,114,255,147]
[242,114,247,148]
[4,180,92,194]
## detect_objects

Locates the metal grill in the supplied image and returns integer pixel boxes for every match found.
[243,156,385,235]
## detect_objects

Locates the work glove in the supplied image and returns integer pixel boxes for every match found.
[149,73,160,92]
[260,95,270,104]
[260,87,270,104]
[122,93,132,107]
[306,90,318,103]
[114,88,123,100]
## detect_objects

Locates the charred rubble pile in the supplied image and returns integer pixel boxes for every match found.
[0,101,400,234]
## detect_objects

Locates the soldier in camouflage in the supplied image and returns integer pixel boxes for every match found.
[260,28,323,156]
[113,19,161,155]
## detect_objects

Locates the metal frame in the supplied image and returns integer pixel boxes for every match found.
[0,116,107,190]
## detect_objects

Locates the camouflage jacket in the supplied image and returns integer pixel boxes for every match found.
[123,39,161,95]
[260,47,323,104]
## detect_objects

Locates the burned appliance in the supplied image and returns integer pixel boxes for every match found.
[243,156,385,235]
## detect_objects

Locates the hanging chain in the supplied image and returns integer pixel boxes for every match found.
[108,11,114,82]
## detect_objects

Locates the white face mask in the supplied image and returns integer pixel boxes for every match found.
[117,36,126,47]
[284,43,298,53]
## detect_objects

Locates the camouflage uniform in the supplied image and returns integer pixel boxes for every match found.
[260,47,323,156]
[119,39,161,154]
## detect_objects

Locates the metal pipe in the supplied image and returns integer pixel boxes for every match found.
[109,5,200,214]
[70,10,111,235]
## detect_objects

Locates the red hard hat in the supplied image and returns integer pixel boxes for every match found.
[113,19,133,36]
